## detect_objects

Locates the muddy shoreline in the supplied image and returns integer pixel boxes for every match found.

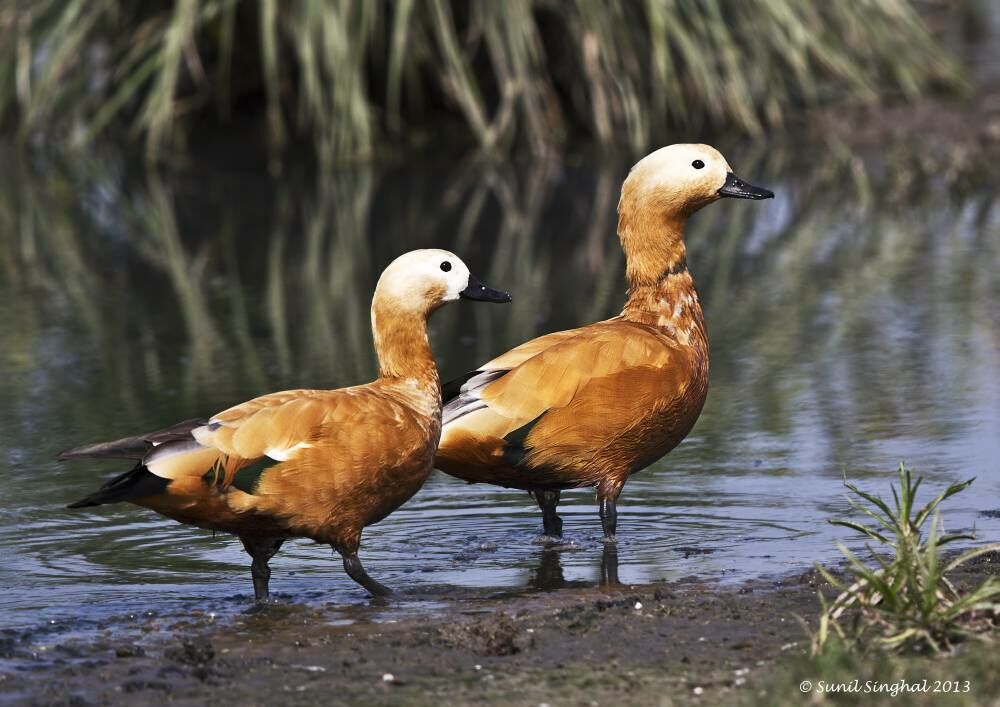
[4,550,997,706]
[1,564,827,706]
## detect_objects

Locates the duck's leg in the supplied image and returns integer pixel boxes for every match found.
[597,480,623,544]
[339,550,392,597]
[534,490,563,538]
[240,536,285,603]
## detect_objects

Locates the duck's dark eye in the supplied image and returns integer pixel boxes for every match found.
[692,159,705,169]
[440,261,452,272]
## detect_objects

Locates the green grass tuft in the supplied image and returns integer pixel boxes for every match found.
[813,464,1000,655]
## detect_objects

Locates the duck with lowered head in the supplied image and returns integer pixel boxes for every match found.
[61,249,511,602]
[435,144,773,545]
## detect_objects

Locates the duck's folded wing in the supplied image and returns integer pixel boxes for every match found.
[65,390,340,508]
[478,328,587,373]
[439,324,682,467]
[194,390,335,467]
[442,328,585,424]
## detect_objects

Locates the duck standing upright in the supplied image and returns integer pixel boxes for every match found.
[61,250,511,601]
[435,145,772,542]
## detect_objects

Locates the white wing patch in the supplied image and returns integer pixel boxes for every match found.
[144,439,220,480]
[191,424,220,447]
[442,399,488,426]
[442,370,507,427]
[264,442,312,461]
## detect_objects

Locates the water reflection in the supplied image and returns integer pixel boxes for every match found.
[525,544,621,590]
[0,138,997,635]
[528,548,569,590]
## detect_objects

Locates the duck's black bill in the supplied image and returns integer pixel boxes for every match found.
[460,274,512,303]
[718,172,774,200]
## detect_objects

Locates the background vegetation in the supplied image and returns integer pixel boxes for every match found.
[0,0,963,166]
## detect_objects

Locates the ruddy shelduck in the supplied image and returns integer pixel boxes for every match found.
[62,249,511,602]
[435,144,773,543]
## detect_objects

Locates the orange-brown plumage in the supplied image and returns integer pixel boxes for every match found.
[61,249,511,601]
[139,381,441,549]
[435,144,773,541]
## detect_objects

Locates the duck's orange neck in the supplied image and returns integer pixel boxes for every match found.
[370,299,441,391]
[617,195,708,353]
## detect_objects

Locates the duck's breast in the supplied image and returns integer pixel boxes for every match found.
[524,340,708,486]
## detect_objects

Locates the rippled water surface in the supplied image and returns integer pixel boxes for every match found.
[1,140,998,637]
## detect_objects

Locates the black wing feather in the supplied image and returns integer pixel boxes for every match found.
[66,464,170,508]
[57,418,209,462]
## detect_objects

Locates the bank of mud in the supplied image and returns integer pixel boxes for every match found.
[5,549,999,706]
[1,566,826,706]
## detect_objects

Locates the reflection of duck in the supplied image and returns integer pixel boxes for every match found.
[436,145,773,543]
[600,544,620,587]
[527,544,621,590]
[528,548,567,590]
[61,251,510,603]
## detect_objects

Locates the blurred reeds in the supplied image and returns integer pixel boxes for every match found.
[0,0,963,164]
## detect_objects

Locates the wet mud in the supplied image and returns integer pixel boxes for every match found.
[5,550,998,706]
[0,567,823,706]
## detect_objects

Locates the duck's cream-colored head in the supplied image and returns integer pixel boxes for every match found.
[618,144,773,287]
[623,143,773,219]
[374,248,511,316]
[372,249,510,381]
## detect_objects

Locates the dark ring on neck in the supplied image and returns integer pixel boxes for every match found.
[658,256,688,282]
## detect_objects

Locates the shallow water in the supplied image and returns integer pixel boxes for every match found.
[0,138,997,641]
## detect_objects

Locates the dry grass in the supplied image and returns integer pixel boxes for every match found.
[0,1,964,164]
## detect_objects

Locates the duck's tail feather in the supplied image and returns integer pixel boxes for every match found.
[66,464,170,508]
[57,418,209,462]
